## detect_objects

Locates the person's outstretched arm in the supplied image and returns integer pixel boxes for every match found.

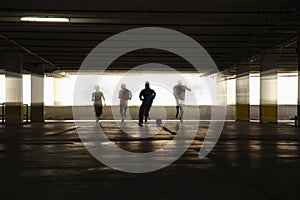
[152,90,156,100]
[129,90,132,100]
[92,92,95,101]
[118,90,122,100]
[185,86,191,91]
[139,90,144,101]
[173,86,178,101]
[101,92,106,105]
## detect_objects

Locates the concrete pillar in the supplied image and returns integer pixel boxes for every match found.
[4,52,23,124]
[214,73,227,121]
[236,65,250,121]
[216,74,227,105]
[31,65,44,122]
[260,53,278,123]
[297,42,300,126]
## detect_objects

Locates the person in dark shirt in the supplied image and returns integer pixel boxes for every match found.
[138,81,156,126]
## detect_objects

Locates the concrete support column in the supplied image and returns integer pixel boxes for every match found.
[4,52,23,124]
[260,53,278,123]
[297,42,300,126]
[216,74,227,105]
[236,65,250,121]
[31,65,44,122]
[214,73,227,121]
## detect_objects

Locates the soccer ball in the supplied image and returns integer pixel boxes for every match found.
[156,118,162,126]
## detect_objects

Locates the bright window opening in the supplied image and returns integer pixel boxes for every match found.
[227,78,236,105]
[5,72,298,107]
[44,76,54,106]
[23,74,31,105]
[249,74,260,105]
[49,74,217,106]
[0,75,5,103]
[278,73,298,105]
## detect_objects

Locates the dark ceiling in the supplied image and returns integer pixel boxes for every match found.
[0,0,299,74]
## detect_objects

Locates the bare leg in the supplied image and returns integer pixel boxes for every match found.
[179,104,184,122]
[120,103,125,122]
[175,106,179,118]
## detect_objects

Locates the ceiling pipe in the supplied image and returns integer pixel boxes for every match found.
[225,35,299,75]
[0,33,58,69]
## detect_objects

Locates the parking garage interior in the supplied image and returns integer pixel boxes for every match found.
[0,0,300,199]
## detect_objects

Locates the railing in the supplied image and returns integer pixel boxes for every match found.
[0,103,29,124]
[295,115,299,127]
[1,103,4,124]
[24,104,29,122]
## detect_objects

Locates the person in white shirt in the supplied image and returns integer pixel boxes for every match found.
[118,83,132,122]
[173,80,191,122]
[92,85,106,122]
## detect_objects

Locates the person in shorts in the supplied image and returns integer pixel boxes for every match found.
[119,83,132,122]
[92,85,106,122]
[173,80,191,122]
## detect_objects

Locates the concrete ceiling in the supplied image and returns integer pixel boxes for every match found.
[0,0,299,74]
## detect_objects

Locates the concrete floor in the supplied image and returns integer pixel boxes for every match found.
[0,121,300,200]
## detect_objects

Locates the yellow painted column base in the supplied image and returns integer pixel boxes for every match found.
[31,103,44,122]
[260,104,277,123]
[5,103,24,124]
[236,104,250,121]
[297,105,300,126]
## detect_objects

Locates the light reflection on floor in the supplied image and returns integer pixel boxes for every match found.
[0,121,300,199]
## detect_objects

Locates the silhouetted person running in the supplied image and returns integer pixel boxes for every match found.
[92,85,106,122]
[119,83,132,122]
[173,80,191,122]
[138,81,156,126]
